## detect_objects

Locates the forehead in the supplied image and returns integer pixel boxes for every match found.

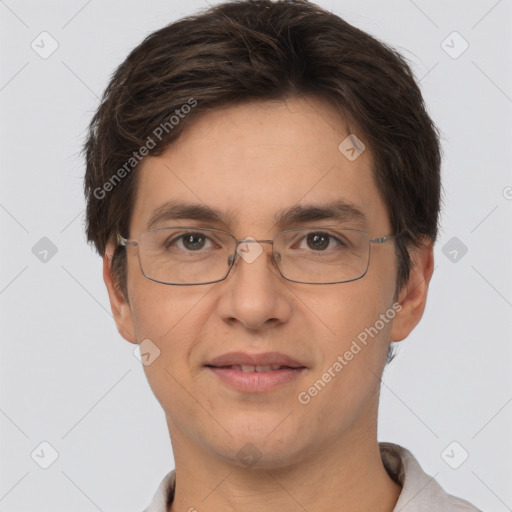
[130,96,389,236]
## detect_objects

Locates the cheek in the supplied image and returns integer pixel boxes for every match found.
[305,269,395,342]
[306,272,396,390]
[126,246,209,340]
[128,277,215,365]
[132,293,210,350]
[132,291,208,417]
[299,298,395,429]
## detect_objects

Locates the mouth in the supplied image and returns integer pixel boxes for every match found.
[204,352,307,392]
[205,364,303,372]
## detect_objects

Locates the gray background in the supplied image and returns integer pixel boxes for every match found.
[1,0,511,510]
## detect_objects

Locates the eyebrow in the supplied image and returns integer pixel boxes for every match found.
[145,199,368,231]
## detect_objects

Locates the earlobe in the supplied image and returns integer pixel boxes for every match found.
[390,238,434,342]
[103,243,138,344]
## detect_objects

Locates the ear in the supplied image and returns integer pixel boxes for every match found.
[390,237,434,342]
[103,243,138,344]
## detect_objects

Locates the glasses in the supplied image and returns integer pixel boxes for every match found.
[117,226,404,286]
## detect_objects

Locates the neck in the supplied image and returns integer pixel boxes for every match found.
[166,419,401,512]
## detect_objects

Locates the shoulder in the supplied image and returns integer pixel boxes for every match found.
[379,442,482,512]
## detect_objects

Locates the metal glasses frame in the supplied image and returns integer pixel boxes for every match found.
[117,226,406,286]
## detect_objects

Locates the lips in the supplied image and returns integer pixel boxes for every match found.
[205,352,307,392]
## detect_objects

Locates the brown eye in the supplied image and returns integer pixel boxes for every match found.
[165,232,213,251]
[306,233,330,250]
[181,233,207,251]
[298,232,346,252]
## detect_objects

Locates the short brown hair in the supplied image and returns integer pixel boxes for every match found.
[84,0,441,314]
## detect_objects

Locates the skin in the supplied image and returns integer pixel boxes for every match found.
[103,96,434,512]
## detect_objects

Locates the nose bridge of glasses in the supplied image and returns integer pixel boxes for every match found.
[227,237,281,268]
[236,238,273,245]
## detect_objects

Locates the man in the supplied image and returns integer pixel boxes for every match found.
[83,1,481,510]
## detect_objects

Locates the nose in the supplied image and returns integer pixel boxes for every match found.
[216,239,292,331]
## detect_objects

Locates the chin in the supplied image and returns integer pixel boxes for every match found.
[209,422,311,471]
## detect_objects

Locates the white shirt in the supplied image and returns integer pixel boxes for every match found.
[142,442,481,511]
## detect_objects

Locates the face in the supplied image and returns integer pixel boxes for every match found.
[104,96,431,469]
